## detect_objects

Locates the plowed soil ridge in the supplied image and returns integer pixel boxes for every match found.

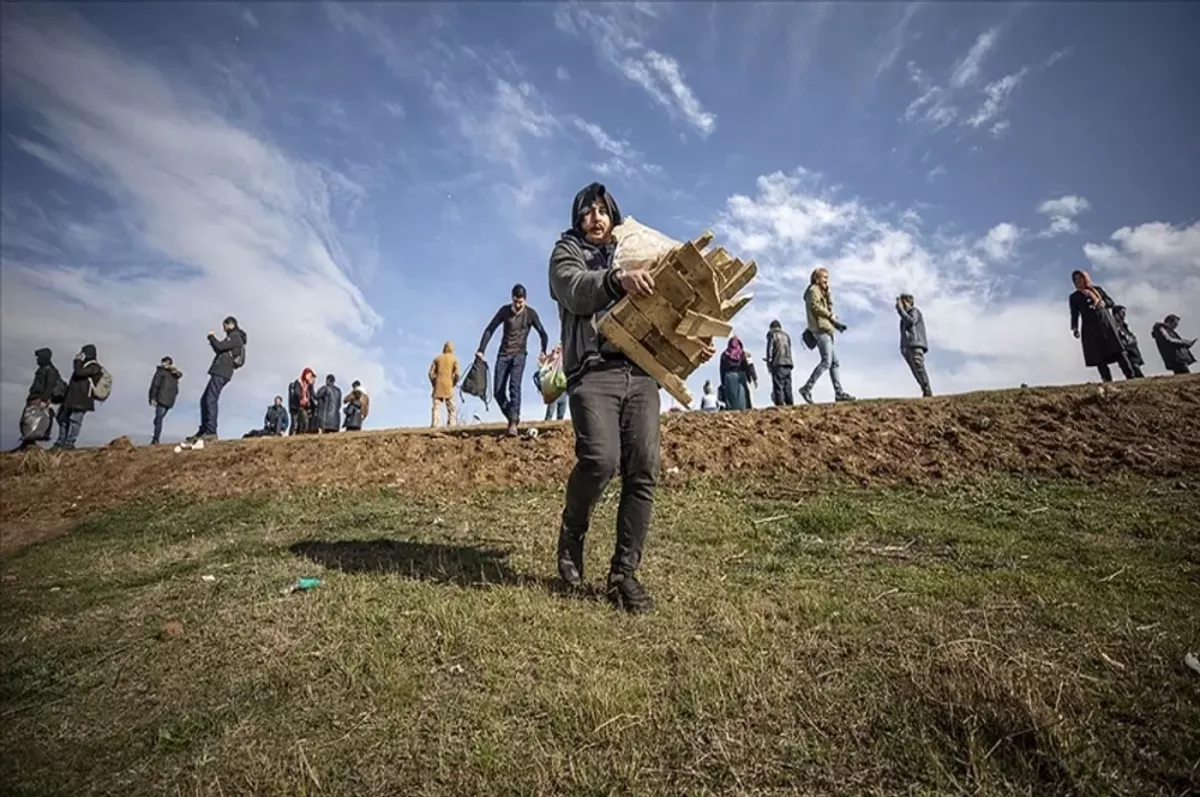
[3,376,1199,555]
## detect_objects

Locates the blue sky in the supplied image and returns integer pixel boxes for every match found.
[2,2,1198,447]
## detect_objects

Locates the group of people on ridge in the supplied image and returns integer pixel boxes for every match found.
[283,369,370,437]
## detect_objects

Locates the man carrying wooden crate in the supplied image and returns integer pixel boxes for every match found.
[548,182,713,613]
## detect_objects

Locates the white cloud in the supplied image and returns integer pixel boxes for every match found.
[571,118,662,181]
[1083,221,1200,274]
[1036,194,1091,237]
[949,28,999,88]
[240,8,259,29]
[925,165,947,183]
[554,4,717,135]
[966,69,1028,129]
[976,222,1021,262]
[383,101,406,119]
[556,65,570,82]
[0,13,390,447]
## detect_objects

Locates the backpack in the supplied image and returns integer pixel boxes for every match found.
[232,346,246,370]
[89,364,113,401]
[460,359,490,408]
[51,373,68,404]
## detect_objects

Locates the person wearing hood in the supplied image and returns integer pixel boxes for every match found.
[549,181,715,614]
[314,374,342,433]
[1110,306,1145,378]
[264,396,289,436]
[289,367,317,435]
[719,336,757,411]
[1152,314,1197,375]
[52,344,103,450]
[148,356,183,445]
[344,381,369,431]
[1069,270,1135,382]
[429,342,461,427]
[18,348,63,449]
[191,316,247,442]
[477,284,549,436]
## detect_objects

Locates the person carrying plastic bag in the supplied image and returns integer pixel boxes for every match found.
[533,345,569,420]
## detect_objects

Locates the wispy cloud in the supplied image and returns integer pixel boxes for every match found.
[873,2,923,80]
[976,222,1021,262]
[949,28,999,89]
[554,3,717,136]
[1036,194,1090,237]
[571,118,662,181]
[239,7,259,29]
[0,11,390,446]
[965,68,1029,132]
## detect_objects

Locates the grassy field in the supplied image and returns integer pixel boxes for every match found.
[1,475,1198,796]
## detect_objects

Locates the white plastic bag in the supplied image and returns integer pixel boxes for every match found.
[613,216,682,273]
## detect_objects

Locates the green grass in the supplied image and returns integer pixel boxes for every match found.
[1,476,1198,796]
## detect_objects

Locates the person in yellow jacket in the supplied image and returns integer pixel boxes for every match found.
[429,342,461,427]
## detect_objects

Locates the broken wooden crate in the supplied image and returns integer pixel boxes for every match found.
[596,231,756,407]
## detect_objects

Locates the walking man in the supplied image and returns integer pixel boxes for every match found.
[549,181,714,613]
[429,342,461,427]
[897,294,933,397]
[477,284,549,436]
[191,316,246,442]
[765,320,794,406]
[148,356,183,444]
[799,268,855,404]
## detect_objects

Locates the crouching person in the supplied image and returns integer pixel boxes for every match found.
[549,182,713,613]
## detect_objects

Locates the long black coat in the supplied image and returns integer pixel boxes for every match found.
[62,356,102,413]
[314,384,342,432]
[1070,287,1124,367]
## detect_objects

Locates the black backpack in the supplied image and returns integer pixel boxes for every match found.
[51,373,68,404]
[460,359,490,408]
[232,346,246,370]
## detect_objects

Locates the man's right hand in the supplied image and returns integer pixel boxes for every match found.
[476,351,485,361]
[617,268,655,297]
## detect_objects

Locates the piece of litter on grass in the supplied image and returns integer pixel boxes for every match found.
[1098,651,1126,671]
[282,577,321,595]
[666,466,680,476]
[201,575,216,583]
[752,514,789,526]
[1185,652,1200,676]
[49,586,61,592]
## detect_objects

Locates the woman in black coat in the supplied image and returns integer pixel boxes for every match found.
[313,374,342,433]
[1069,270,1136,382]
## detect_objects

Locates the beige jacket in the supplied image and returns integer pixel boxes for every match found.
[804,283,838,336]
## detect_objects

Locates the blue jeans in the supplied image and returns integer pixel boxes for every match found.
[152,404,171,444]
[198,375,229,436]
[803,333,843,395]
[54,408,85,449]
[494,352,527,423]
[545,394,568,421]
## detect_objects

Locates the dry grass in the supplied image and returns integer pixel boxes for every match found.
[1,475,1198,796]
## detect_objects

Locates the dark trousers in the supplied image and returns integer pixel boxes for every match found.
[1171,364,1191,375]
[560,363,660,577]
[494,352,527,423]
[198,375,229,436]
[289,407,310,435]
[902,347,933,396]
[151,404,170,444]
[1097,353,1135,382]
[769,366,793,406]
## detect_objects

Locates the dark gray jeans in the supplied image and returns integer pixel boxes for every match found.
[560,362,660,577]
[901,347,932,396]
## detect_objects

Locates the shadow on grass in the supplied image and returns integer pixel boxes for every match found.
[290,539,604,601]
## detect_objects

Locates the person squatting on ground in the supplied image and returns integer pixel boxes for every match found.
[897,294,933,397]
[719,336,757,411]
[264,396,289,436]
[549,181,714,613]
[477,284,549,436]
[192,316,247,442]
[700,380,719,412]
[1152,314,1196,375]
[429,342,461,427]
[314,374,342,434]
[148,356,182,445]
[289,367,317,435]
[53,345,103,450]
[1068,270,1136,383]
[344,381,369,431]
[19,348,63,450]
[800,268,855,404]
[1111,306,1145,378]
[765,320,794,406]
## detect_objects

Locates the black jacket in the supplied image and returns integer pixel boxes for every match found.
[27,349,61,404]
[207,327,247,380]
[264,405,289,435]
[148,365,183,408]
[314,383,342,431]
[1153,323,1196,371]
[62,346,103,413]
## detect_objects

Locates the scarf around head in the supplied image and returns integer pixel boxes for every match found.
[299,367,315,407]
[1072,270,1105,310]
[723,336,745,366]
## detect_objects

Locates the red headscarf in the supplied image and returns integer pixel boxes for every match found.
[1071,270,1105,310]
[299,367,315,408]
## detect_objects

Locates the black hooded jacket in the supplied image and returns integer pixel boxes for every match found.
[548,182,629,384]
[62,344,103,413]
[27,348,62,404]
[314,379,342,431]
[207,326,247,380]
[149,364,183,408]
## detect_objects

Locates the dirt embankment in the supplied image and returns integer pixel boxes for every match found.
[3,376,1199,555]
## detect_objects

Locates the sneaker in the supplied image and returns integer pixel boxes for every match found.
[198,433,218,442]
[505,421,519,437]
[556,530,584,588]
[606,573,654,614]
[834,393,856,402]
[799,386,814,405]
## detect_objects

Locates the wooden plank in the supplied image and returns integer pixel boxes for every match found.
[720,294,753,319]
[675,244,721,315]
[644,328,694,374]
[691,231,714,251]
[651,262,697,310]
[675,310,733,338]
[597,316,693,406]
[722,259,758,299]
[613,302,653,338]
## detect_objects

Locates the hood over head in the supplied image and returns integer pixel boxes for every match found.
[442,341,455,354]
[35,348,53,367]
[81,344,97,361]
[571,182,622,235]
